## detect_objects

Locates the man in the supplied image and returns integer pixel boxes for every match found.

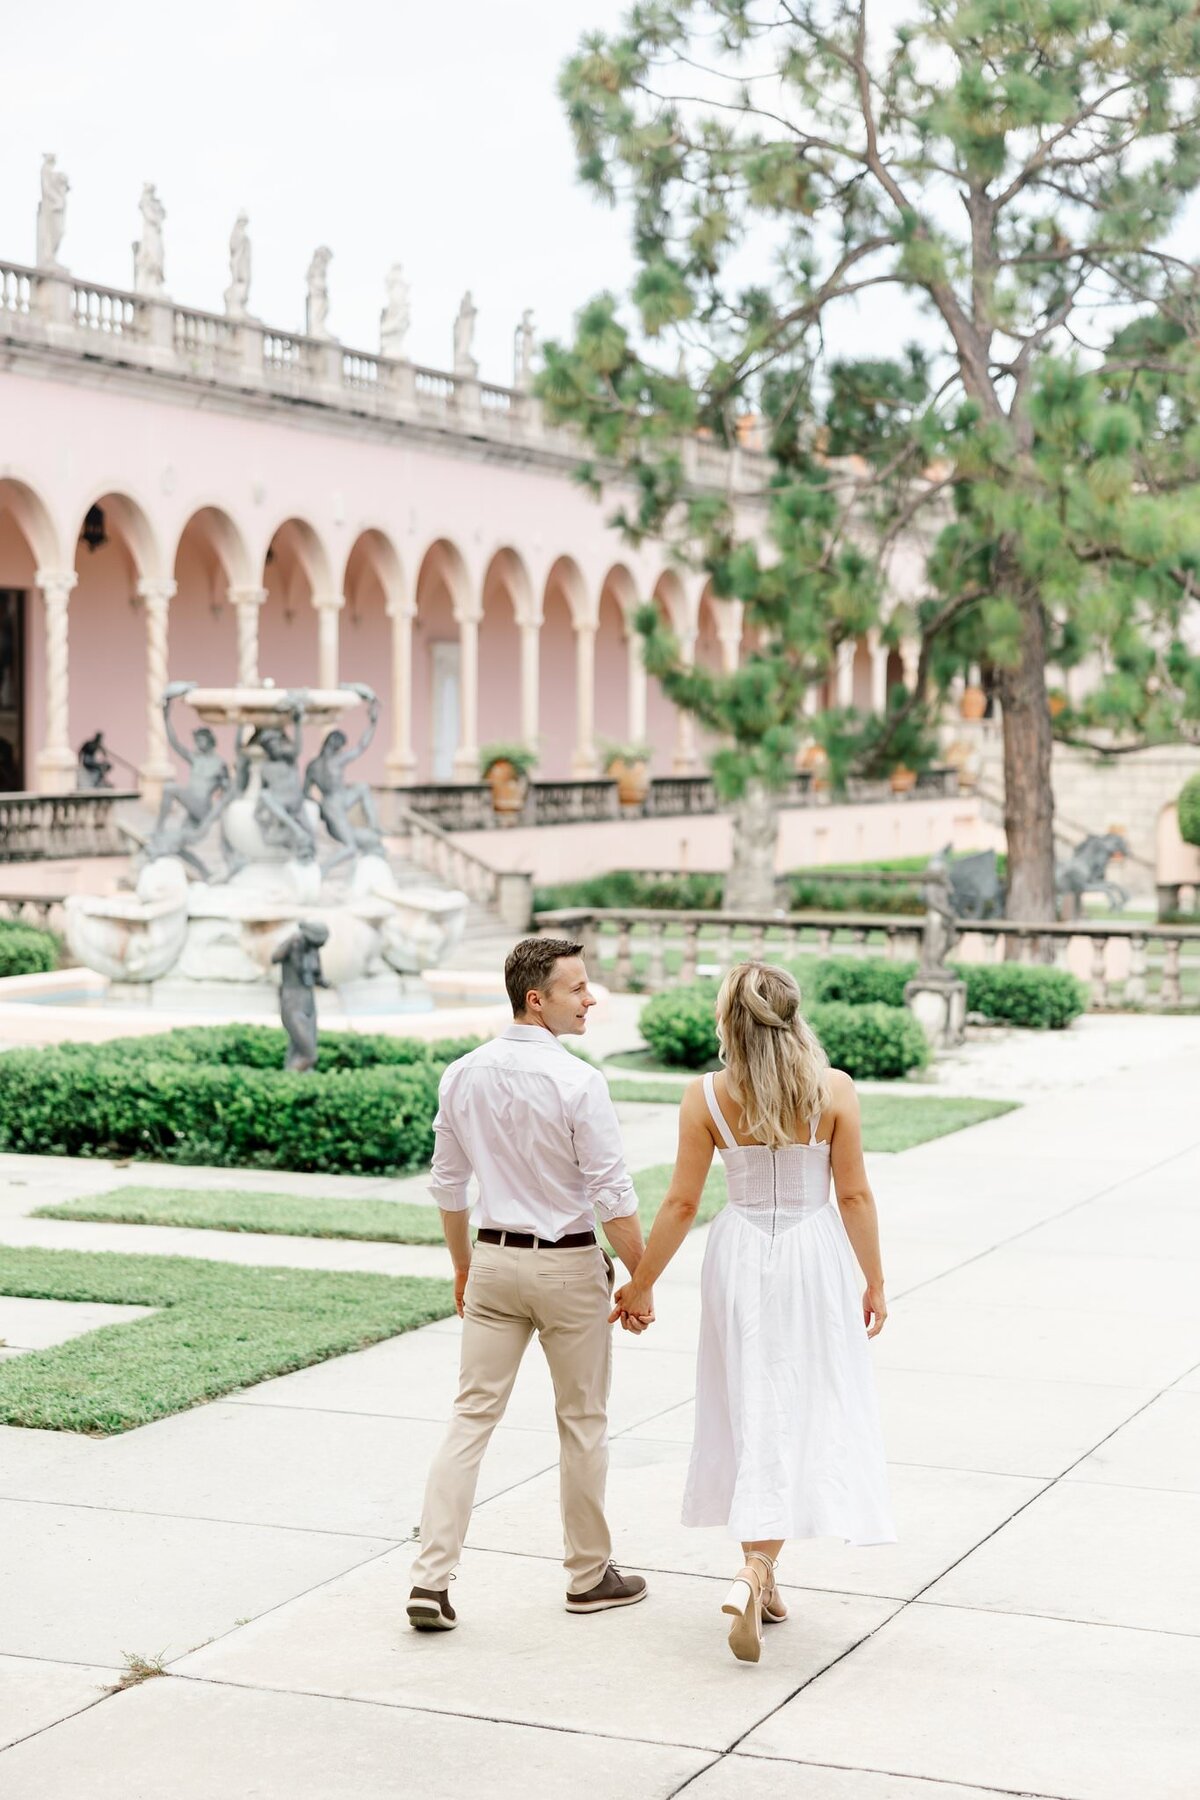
[408,936,652,1632]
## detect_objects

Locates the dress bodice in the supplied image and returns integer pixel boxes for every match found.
[703,1072,832,1237]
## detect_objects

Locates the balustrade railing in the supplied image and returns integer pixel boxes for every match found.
[532,905,1200,1012]
[0,258,761,491]
[0,790,139,861]
[0,893,63,930]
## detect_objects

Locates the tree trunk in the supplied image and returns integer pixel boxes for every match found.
[723,778,780,913]
[995,591,1056,924]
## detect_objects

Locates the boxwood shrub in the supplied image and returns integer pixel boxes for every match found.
[0,919,60,978]
[0,1028,479,1175]
[800,957,1085,1029]
[639,980,928,1079]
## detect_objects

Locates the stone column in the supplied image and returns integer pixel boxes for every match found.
[900,638,921,694]
[626,624,648,744]
[228,585,267,685]
[315,593,345,689]
[452,609,480,782]
[385,600,416,784]
[138,577,177,805]
[717,625,741,674]
[835,637,857,708]
[572,620,597,776]
[35,569,77,794]
[868,629,890,715]
[672,628,699,773]
[520,619,540,754]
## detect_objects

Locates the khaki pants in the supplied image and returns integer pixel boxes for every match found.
[411,1241,615,1594]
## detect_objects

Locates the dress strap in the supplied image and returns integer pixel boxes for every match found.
[808,1111,821,1146]
[703,1072,740,1149]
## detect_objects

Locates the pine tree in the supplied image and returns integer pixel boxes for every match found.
[542,0,1200,917]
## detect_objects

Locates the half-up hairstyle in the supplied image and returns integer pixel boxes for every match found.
[715,962,831,1149]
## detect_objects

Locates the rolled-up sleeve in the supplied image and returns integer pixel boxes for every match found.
[429,1074,472,1212]
[571,1074,638,1220]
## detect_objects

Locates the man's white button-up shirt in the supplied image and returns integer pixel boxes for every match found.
[429,1023,638,1239]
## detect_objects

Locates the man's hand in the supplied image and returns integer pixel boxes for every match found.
[454,1265,470,1318]
[610,1281,654,1334]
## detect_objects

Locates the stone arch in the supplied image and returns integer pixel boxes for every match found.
[0,478,64,791]
[540,556,588,777]
[413,537,472,781]
[171,506,251,689]
[479,548,532,754]
[646,568,689,770]
[340,528,406,784]
[69,490,164,782]
[258,517,335,690]
[595,563,639,752]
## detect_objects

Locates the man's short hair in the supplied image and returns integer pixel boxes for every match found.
[505,936,584,1016]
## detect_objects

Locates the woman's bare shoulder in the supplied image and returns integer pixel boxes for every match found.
[827,1068,860,1109]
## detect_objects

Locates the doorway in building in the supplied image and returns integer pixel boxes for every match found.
[0,590,25,791]
[430,639,461,782]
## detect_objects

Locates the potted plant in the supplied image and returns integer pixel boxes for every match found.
[860,701,937,796]
[601,741,652,807]
[479,743,537,820]
[959,681,987,721]
[1047,686,1068,719]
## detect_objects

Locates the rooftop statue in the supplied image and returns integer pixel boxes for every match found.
[304,681,383,875]
[133,183,166,296]
[380,264,410,358]
[224,212,251,318]
[453,291,478,379]
[513,309,535,391]
[306,246,332,340]
[36,153,68,272]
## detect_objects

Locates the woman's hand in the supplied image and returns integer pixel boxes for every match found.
[863,1285,887,1337]
[610,1282,654,1333]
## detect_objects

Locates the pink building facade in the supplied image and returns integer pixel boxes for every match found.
[0,257,919,798]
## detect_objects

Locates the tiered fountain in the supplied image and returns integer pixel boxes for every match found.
[63,680,470,1014]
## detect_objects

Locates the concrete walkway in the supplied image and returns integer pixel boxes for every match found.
[1,1031,1199,1797]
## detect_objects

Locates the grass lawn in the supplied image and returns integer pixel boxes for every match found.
[607,1077,690,1105]
[0,1246,455,1435]
[34,1161,727,1247]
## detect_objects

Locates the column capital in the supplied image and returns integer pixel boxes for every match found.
[228,584,268,610]
[35,569,77,604]
[313,591,346,613]
[835,636,857,671]
[136,576,177,608]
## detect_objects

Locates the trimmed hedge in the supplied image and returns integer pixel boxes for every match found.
[958,962,1086,1029]
[0,920,59,978]
[639,980,928,1079]
[0,1028,479,1175]
[535,870,725,913]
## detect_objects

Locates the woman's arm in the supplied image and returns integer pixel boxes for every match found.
[828,1070,888,1337]
[610,1080,715,1322]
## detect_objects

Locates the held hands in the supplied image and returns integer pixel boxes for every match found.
[610,1282,655,1335]
[863,1285,887,1338]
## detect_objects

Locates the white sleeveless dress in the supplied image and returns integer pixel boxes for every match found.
[681,1073,896,1544]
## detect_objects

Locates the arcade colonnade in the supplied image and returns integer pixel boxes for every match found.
[0,475,918,797]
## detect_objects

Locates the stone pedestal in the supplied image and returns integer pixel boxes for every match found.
[904,972,967,1049]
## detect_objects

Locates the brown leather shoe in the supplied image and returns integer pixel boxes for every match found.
[407,1585,457,1631]
[565,1563,648,1613]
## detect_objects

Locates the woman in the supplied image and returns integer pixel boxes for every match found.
[613,961,895,1663]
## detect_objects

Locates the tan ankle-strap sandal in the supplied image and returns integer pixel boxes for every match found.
[721,1550,776,1663]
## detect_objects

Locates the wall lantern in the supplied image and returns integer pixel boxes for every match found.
[80,505,108,553]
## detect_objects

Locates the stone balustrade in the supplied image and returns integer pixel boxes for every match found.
[0,790,138,861]
[533,905,1200,1011]
[0,259,766,491]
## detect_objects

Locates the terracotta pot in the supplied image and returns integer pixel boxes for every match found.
[889,764,918,794]
[1048,692,1068,719]
[485,759,527,817]
[608,758,649,807]
[959,684,987,721]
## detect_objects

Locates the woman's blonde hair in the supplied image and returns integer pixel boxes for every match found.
[715,961,831,1149]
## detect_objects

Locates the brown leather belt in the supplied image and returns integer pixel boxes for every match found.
[477,1228,597,1250]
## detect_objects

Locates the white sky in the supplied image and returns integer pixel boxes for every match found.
[1,2,1192,386]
